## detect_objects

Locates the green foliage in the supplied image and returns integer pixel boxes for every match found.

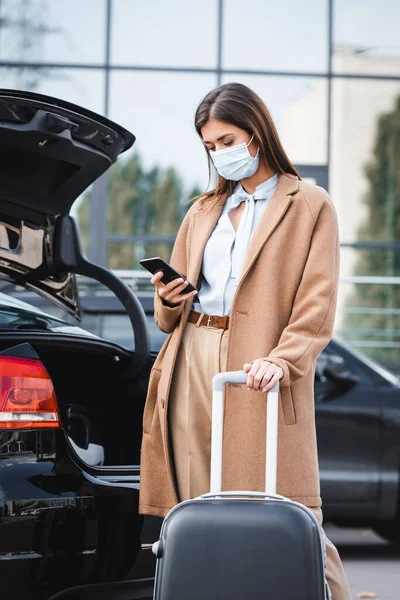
[342,96,400,365]
[77,150,201,270]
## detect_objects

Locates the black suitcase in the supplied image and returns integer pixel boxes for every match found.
[152,371,332,600]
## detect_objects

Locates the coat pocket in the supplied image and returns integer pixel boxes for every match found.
[280,385,297,425]
[143,367,162,435]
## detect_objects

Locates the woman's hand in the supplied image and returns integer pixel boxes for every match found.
[243,359,283,392]
[152,271,197,307]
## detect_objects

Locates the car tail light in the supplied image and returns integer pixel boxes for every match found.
[0,356,60,429]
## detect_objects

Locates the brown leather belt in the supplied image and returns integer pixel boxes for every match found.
[188,309,229,330]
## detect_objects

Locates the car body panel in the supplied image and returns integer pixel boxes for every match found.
[0,335,151,598]
[0,431,145,598]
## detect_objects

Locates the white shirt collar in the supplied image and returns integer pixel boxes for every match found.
[227,172,279,209]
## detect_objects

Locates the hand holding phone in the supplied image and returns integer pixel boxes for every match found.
[139,256,198,307]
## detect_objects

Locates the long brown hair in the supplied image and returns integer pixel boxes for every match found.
[190,82,300,206]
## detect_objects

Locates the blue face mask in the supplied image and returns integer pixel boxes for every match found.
[209,133,260,181]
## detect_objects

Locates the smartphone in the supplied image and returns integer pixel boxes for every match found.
[139,256,198,295]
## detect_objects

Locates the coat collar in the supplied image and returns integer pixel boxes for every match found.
[188,172,299,293]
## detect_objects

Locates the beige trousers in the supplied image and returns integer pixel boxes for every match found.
[168,319,351,600]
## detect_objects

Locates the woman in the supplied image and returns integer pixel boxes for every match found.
[139,82,350,600]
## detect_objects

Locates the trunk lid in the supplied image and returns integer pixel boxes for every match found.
[0,89,134,317]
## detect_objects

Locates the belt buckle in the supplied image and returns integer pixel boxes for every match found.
[206,315,219,329]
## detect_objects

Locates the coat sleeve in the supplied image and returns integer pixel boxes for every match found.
[256,193,340,387]
[153,204,195,334]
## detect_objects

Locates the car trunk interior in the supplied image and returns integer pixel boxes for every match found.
[0,335,153,467]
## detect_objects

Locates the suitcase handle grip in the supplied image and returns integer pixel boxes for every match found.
[210,370,280,495]
[199,491,285,500]
[212,370,279,393]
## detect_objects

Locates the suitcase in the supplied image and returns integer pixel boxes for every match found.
[152,370,332,600]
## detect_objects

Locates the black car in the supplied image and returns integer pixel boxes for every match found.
[1,89,400,600]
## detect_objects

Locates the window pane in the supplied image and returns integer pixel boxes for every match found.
[110,71,216,204]
[107,243,136,270]
[333,0,400,75]
[332,78,400,367]
[221,75,328,165]
[143,242,175,264]
[223,0,328,73]
[0,67,105,114]
[331,78,400,245]
[111,0,217,68]
[0,0,106,64]
[107,241,175,271]
[107,72,217,256]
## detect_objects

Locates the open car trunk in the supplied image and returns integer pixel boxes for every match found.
[0,89,134,318]
[0,333,154,468]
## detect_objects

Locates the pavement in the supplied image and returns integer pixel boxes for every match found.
[325,523,400,600]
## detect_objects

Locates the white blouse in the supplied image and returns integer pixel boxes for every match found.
[191,172,279,317]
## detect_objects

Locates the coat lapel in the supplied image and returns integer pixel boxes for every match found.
[236,172,298,289]
[188,173,299,295]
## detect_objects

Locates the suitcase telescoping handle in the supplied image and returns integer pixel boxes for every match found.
[209,370,280,496]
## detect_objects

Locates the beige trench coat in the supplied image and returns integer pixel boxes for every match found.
[139,173,340,518]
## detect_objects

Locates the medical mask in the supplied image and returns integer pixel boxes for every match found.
[209,133,260,181]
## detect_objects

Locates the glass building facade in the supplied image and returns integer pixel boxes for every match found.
[1,0,400,365]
